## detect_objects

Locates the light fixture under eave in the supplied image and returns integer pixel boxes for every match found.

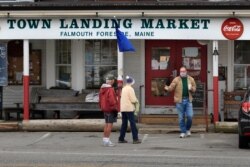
[212,48,219,56]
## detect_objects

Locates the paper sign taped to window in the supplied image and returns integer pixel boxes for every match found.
[183,47,198,57]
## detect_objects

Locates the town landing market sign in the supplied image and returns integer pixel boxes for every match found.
[0,17,248,40]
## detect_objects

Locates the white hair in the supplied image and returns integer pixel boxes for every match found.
[106,79,113,84]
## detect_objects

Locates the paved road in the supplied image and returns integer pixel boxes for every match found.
[0,132,249,167]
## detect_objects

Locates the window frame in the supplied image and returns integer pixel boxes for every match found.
[234,41,250,90]
[85,40,117,89]
[55,40,72,88]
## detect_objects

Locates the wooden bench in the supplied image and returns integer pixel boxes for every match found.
[31,88,100,119]
[3,87,100,120]
[223,91,245,121]
[3,107,23,121]
[3,102,45,121]
[3,87,46,121]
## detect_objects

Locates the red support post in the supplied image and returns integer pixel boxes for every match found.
[213,76,219,122]
[23,75,29,120]
[23,39,30,120]
[212,42,219,123]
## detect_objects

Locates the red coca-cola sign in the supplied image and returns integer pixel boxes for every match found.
[221,18,244,40]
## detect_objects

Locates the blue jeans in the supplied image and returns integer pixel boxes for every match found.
[176,98,194,133]
[119,112,138,141]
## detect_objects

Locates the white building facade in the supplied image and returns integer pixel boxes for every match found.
[1,0,249,122]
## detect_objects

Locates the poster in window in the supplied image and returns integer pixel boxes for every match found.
[183,57,190,69]
[151,58,159,70]
[193,59,201,70]
[183,47,199,57]
[159,56,169,70]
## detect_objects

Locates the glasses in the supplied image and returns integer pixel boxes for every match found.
[180,70,187,72]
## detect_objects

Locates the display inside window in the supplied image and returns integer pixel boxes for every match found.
[86,66,117,88]
[234,65,250,90]
[151,78,171,97]
[234,41,250,90]
[182,47,201,81]
[151,47,170,70]
[85,40,117,89]
[8,49,41,85]
[56,66,71,88]
[235,41,250,64]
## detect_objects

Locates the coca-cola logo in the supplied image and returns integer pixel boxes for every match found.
[221,18,244,40]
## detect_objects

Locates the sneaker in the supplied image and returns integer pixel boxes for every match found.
[118,139,128,143]
[133,139,142,144]
[103,140,115,147]
[186,130,191,137]
[179,133,186,138]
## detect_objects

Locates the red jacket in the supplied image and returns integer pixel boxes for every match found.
[99,84,118,113]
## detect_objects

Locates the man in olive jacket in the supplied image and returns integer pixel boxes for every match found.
[165,66,196,138]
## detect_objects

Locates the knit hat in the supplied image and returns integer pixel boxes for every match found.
[126,75,135,85]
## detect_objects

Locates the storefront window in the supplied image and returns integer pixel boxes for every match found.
[7,40,42,85]
[234,41,250,90]
[151,48,170,70]
[85,40,117,89]
[55,40,71,88]
[182,47,201,81]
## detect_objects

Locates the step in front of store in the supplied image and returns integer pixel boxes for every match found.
[138,125,207,134]
[138,115,209,134]
[139,114,210,125]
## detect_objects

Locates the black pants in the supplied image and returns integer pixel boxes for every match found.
[119,112,138,141]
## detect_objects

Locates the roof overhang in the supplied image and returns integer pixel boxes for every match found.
[1,1,250,11]
[1,9,250,18]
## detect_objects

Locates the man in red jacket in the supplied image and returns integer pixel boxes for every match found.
[99,74,118,147]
